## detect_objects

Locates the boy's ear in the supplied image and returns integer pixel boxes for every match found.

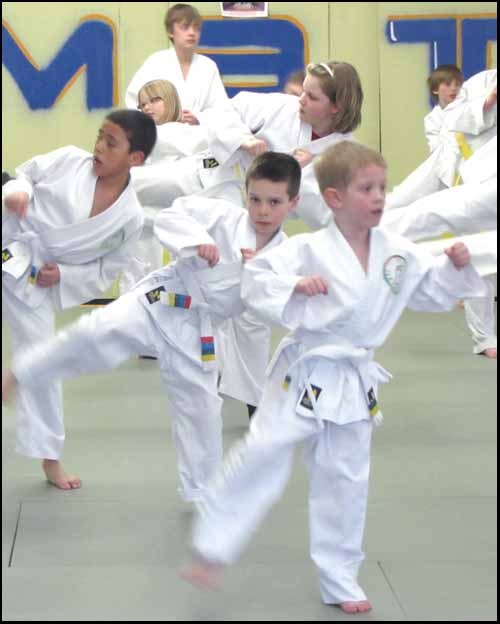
[129,151,145,167]
[288,193,300,212]
[323,187,342,208]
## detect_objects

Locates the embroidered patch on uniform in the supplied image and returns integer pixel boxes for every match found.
[145,286,165,304]
[299,385,322,410]
[2,248,13,264]
[203,157,219,169]
[27,266,38,285]
[201,336,216,362]
[282,375,292,391]
[167,293,192,309]
[383,255,407,294]
[367,387,379,418]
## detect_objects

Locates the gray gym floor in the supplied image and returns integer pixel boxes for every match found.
[2,305,497,621]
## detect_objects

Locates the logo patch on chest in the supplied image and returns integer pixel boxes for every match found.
[383,255,407,294]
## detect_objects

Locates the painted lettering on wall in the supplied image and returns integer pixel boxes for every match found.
[3,13,495,111]
[386,14,497,79]
[2,15,118,110]
[199,16,308,97]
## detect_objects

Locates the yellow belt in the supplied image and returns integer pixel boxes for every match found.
[454,132,474,186]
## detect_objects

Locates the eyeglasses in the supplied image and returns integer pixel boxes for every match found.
[138,96,163,110]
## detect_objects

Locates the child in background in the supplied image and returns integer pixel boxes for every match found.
[125,4,227,125]
[424,64,464,153]
[2,110,156,489]
[182,141,486,613]
[283,69,305,97]
[122,79,209,295]
[2,153,300,504]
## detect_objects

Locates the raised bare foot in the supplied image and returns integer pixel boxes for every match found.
[480,347,497,359]
[339,600,373,614]
[181,558,223,589]
[42,459,82,490]
[2,370,18,405]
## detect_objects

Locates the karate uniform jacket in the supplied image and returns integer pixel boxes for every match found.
[2,146,144,310]
[125,48,228,117]
[131,195,286,369]
[203,91,353,229]
[241,221,486,425]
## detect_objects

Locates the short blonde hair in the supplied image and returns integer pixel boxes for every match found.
[306,61,363,133]
[138,80,183,124]
[314,141,386,192]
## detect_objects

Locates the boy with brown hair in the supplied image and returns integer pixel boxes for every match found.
[425,64,464,152]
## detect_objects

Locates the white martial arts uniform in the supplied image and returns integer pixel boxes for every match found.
[202,91,353,229]
[125,48,227,119]
[191,220,486,604]
[424,104,447,153]
[193,91,355,405]
[419,230,498,354]
[388,69,497,209]
[121,122,211,294]
[2,146,144,459]
[10,196,285,502]
[383,136,497,355]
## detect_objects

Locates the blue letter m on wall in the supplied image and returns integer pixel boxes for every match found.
[2,16,117,110]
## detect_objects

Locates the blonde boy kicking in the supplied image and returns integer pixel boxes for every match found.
[182,141,486,613]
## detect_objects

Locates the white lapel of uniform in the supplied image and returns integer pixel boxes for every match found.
[237,213,257,252]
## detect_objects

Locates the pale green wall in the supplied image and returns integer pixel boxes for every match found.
[2,2,497,191]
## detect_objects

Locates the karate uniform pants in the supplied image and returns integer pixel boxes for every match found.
[193,355,373,604]
[11,290,223,502]
[3,286,64,460]
[131,158,204,209]
[383,177,497,240]
[385,147,449,210]
[464,275,497,354]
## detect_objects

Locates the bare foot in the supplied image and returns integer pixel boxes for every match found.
[479,347,497,359]
[2,370,18,405]
[181,558,223,590]
[42,459,82,490]
[339,600,373,614]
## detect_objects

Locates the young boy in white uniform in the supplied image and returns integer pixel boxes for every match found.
[424,64,464,153]
[125,4,227,125]
[2,109,156,490]
[387,68,497,209]
[182,141,486,613]
[2,153,300,504]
